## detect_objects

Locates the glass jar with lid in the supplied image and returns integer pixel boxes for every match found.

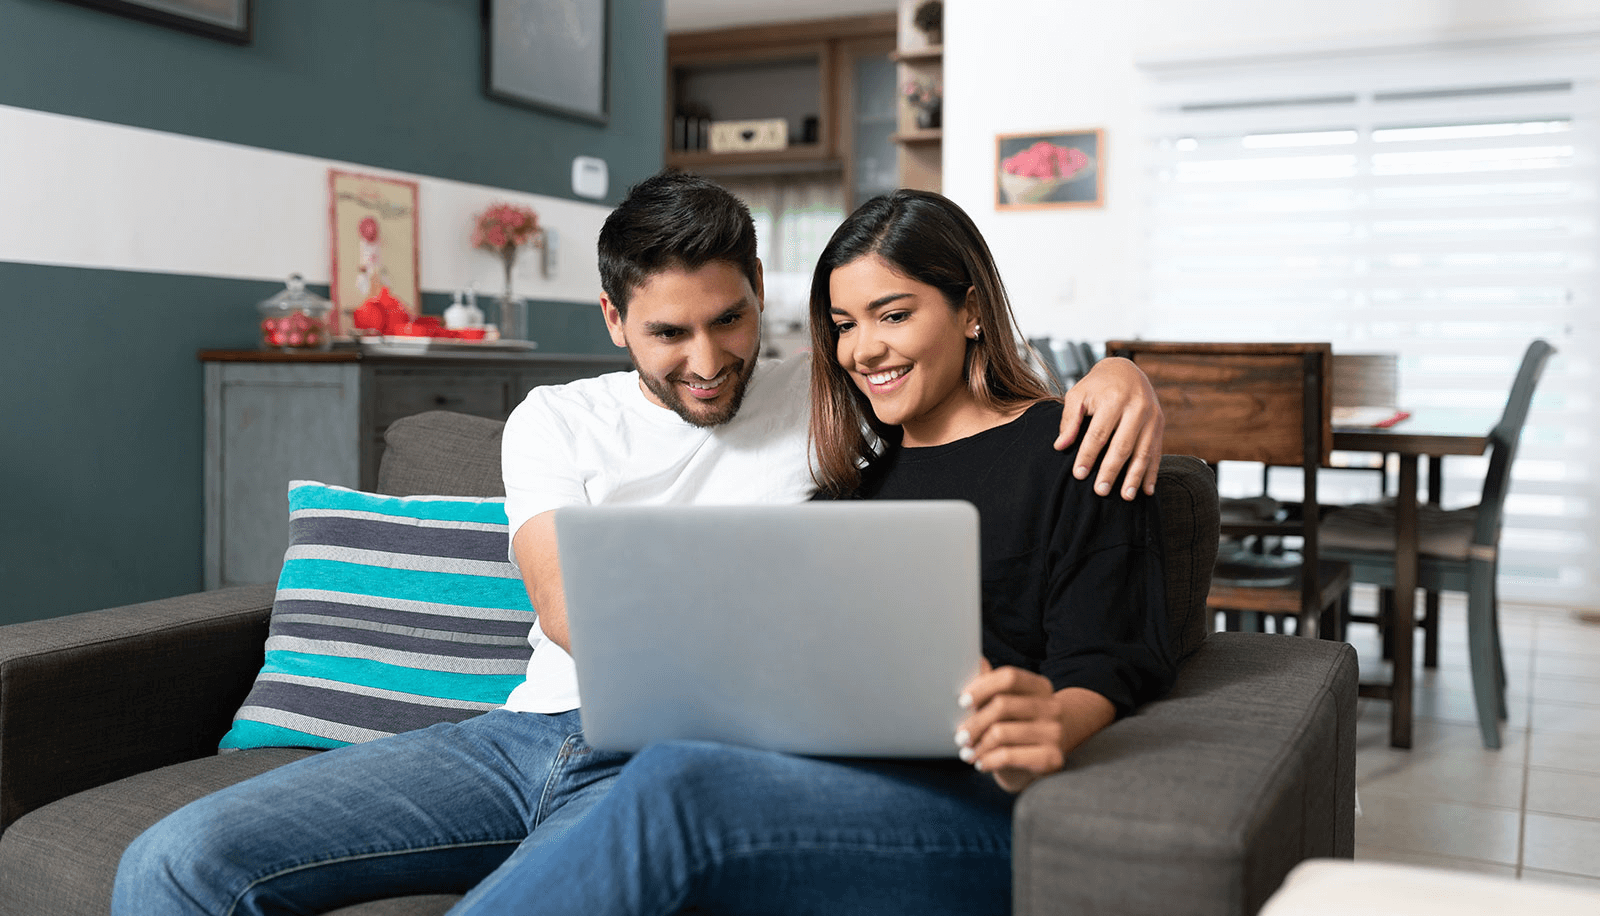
[258,274,333,351]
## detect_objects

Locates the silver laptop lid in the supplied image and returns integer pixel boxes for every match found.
[556,501,981,757]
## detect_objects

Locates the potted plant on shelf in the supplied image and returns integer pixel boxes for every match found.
[903,79,942,130]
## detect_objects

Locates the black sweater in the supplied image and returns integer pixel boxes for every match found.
[853,401,1176,716]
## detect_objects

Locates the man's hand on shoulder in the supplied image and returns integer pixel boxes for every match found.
[1053,357,1164,501]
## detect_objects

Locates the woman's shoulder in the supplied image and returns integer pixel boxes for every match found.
[1011,399,1075,453]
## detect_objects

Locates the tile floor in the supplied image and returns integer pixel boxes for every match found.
[1347,589,1600,889]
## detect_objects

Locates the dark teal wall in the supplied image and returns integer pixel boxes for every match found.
[2,0,664,202]
[0,0,661,623]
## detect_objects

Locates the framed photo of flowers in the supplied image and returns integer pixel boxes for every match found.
[995,129,1105,211]
[482,0,609,124]
[328,170,421,336]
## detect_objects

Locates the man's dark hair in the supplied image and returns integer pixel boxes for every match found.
[597,170,760,317]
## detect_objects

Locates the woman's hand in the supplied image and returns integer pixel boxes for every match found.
[956,660,1116,794]
[1054,356,1164,501]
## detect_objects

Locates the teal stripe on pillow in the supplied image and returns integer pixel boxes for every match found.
[219,481,538,751]
[258,650,526,704]
[219,719,349,752]
[289,481,510,524]
[278,559,531,612]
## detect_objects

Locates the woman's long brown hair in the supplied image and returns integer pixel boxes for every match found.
[808,190,1054,497]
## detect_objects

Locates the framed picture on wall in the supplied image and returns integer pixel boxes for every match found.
[55,0,252,44]
[328,170,421,336]
[482,0,609,124]
[995,128,1105,211]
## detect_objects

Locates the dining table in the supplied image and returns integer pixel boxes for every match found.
[1332,408,1497,749]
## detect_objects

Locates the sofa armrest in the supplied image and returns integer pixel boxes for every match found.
[1013,633,1358,916]
[0,585,274,833]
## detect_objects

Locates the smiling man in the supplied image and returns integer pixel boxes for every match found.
[114,171,1165,915]
[607,263,761,426]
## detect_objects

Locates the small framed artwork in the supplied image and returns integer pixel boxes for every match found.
[995,129,1105,211]
[56,0,252,44]
[482,0,609,125]
[328,170,421,335]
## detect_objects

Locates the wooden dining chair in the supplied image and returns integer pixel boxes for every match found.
[1319,339,1556,749]
[1105,341,1352,639]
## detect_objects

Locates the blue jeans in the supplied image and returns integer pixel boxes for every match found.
[454,740,1017,916]
[112,709,629,916]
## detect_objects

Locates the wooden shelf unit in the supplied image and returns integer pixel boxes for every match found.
[894,1,942,192]
[666,13,896,181]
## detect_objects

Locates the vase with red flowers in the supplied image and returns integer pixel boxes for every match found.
[472,202,544,339]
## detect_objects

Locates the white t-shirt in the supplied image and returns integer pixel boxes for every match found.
[501,354,817,713]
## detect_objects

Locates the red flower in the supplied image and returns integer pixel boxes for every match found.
[359,217,379,242]
[1002,141,1090,180]
[471,202,543,263]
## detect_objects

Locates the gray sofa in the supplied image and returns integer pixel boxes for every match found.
[0,411,1358,916]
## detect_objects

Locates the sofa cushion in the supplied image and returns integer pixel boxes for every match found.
[0,748,315,916]
[218,481,535,751]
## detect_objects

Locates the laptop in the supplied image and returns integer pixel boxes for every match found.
[555,501,982,757]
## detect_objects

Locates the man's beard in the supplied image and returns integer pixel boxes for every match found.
[632,351,758,428]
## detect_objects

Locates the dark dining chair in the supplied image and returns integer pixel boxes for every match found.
[1028,338,1099,393]
[1106,341,1352,639]
[1319,339,1555,749]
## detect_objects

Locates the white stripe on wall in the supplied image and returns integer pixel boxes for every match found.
[0,104,610,304]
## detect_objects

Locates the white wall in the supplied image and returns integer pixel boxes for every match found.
[943,0,1600,342]
[0,105,610,306]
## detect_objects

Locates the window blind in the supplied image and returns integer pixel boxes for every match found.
[1140,37,1600,607]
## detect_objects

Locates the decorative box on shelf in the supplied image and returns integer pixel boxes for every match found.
[709,118,789,153]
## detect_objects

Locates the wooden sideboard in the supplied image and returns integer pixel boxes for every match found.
[201,348,633,589]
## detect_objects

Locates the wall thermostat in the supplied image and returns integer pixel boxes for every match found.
[572,156,608,200]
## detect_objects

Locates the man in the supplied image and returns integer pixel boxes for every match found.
[113,172,1163,915]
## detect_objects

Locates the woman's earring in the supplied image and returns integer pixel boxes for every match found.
[969,324,982,340]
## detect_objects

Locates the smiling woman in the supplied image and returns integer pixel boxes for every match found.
[827,254,983,444]
[808,189,1054,495]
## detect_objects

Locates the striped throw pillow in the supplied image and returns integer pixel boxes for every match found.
[219,481,535,750]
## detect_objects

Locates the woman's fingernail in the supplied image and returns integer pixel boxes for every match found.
[972,757,985,772]
[1095,481,1112,496]
[958,692,973,709]
[1074,465,1089,479]
[1124,486,1137,500]
[955,729,970,747]
[959,746,976,763]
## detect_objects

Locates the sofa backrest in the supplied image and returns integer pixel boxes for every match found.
[379,411,1220,661]
[379,410,507,498]
[1154,454,1220,661]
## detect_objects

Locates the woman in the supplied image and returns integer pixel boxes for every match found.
[456,191,1174,915]
[809,189,1174,793]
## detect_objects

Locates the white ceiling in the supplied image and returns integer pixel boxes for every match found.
[665,0,897,33]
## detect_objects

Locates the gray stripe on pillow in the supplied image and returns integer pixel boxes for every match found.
[270,623,529,660]
[256,672,501,711]
[273,589,535,622]
[272,613,528,647]
[266,635,530,674]
[245,681,488,732]
[283,544,515,578]
[289,516,509,560]
[272,598,530,637]
[292,507,506,532]
[232,706,394,744]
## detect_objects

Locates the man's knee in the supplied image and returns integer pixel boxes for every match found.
[115,801,241,911]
